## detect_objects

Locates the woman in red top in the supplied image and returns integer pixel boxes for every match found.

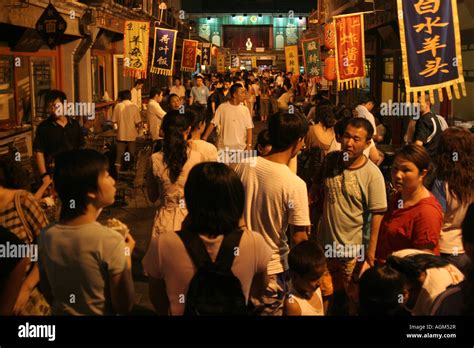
[376,145,443,262]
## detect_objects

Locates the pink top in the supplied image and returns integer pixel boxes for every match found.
[142,228,272,315]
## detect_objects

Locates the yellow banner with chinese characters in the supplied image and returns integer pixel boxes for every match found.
[124,20,150,79]
[285,45,299,74]
[397,0,466,104]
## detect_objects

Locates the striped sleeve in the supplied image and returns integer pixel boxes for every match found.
[21,192,49,237]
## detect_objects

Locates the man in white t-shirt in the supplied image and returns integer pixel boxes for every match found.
[131,79,144,110]
[147,88,166,152]
[112,90,142,169]
[203,83,253,152]
[233,111,311,316]
[169,77,186,104]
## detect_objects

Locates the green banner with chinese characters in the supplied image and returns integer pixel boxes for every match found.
[301,38,322,78]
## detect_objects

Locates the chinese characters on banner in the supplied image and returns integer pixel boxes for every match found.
[201,43,212,66]
[181,39,199,72]
[301,39,322,78]
[285,45,299,74]
[150,27,177,76]
[397,0,466,104]
[217,54,226,73]
[333,14,366,91]
[124,21,150,78]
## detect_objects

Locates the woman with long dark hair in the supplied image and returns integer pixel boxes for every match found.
[432,127,473,274]
[150,110,205,236]
[376,145,443,262]
[143,162,271,315]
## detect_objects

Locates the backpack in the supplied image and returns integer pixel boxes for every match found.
[178,228,249,316]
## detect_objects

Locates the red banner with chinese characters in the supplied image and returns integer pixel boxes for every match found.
[334,14,366,91]
[181,39,199,72]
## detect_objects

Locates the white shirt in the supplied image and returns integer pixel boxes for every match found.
[189,139,218,162]
[211,102,254,151]
[170,85,186,99]
[112,100,141,142]
[131,87,142,110]
[147,99,166,140]
[233,157,311,274]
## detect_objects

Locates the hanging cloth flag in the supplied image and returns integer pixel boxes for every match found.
[201,43,212,66]
[301,38,322,78]
[285,45,299,74]
[124,20,150,79]
[397,0,466,104]
[150,27,177,76]
[217,54,226,73]
[334,13,366,91]
[181,39,199,72]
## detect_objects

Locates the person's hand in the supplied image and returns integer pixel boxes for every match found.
[41,174,52,186]
[12,283,33,315]
[365,250,376,267]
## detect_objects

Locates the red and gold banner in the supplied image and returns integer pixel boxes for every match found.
[334,14,366,91]
[285,45,299,74]
[124,20,150,79]
[181,39,199,72]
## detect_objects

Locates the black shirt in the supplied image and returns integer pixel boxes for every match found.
[33,116,85,167]
[413,112,442,159]
[211,88,231,111]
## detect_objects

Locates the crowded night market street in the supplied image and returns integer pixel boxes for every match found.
[0,0,473,345]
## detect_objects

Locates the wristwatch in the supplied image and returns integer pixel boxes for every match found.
[41,172,50,179]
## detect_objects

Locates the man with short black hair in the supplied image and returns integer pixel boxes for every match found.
[189,75,210,108]
[112,90,141,170]
[147,88,166,150]
[203,83,253,152]
[33,89,85,184]
[131,79,145,110]
[312,118,387,312]
[233,111,311,316]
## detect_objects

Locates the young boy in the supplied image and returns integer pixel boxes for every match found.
[285,241,328,316]
[38,149,136,315]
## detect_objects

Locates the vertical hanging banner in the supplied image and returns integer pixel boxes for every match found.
[181,39,199,72]
[301,38,322,78]
[217,54,226,73]
[397,0,466,104]
[334,13,366,91]
[285,45,299,74]
[124,21,150,78]
[201,43,212,66]
[150,27,177,76]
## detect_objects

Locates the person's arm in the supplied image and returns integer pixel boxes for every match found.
[366,213,384,267]
[189,88,194,106]
[245,128,253,151]
[12,263,40,314]
[35,152,48,178]
[284,296,302,316]
[202,123,216,141]
[290,225,309,247]
[109,234,135,314]
[34,175,52,200]
[0,257,29,315]
[148,277,170,315]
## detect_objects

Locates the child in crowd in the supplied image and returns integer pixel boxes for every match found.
[284,241,327,316]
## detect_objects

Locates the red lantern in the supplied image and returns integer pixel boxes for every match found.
[324,22,335,49]
[324,54,336,81]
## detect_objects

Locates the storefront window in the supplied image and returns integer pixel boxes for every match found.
[91,55,106,102]
[0,56,14,125]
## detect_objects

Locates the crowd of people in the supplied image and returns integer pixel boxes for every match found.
[0,69,473,317]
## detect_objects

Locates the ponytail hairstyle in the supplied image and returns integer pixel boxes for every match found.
[386,253,450,284]
[161,110,191,183]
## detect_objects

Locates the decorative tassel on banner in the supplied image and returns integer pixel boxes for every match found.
[438,88,444,103]
[150,67,173,76]
[446,85,453,100]
[429,90,435,105]
[453,83,461,100]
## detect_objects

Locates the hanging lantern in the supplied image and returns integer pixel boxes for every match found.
[324,51,336,81]
[324,22,335,49]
